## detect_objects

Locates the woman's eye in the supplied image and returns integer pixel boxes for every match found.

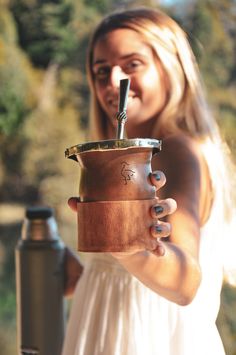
[124,60,143,72]
[94,67,110,79]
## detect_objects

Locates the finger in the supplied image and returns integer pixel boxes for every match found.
[150,221,171,239]
[152,241,166,257]
[68,197,80,212]
[150,198,177,219]
[149,170,166,190]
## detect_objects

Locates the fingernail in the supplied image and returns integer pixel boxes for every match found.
[155,225,162,233]
[154,173,161,181]
[154,206,164,215]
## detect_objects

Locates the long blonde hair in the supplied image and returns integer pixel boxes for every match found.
[86,7,235,219]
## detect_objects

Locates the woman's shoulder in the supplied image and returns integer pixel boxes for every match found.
[154,133,213,225]
[152,133,202,191]
[156,133,202,171]
[162,133,200,152]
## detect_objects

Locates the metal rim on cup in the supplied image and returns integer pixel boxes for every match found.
[65,138,162,160]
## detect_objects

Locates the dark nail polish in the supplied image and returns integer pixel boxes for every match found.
[154,206,164,215]
[155,225,162,233]
[154,173,161,181]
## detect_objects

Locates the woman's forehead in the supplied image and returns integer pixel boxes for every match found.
[93,29,153,63]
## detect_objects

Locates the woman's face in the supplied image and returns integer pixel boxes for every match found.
[92,29,168,133]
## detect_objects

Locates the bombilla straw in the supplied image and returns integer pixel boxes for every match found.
[116,78,130,139]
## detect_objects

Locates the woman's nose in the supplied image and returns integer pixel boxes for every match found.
[110,66,128,88]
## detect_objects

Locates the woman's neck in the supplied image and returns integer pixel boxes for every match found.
[125,119,156,139]
[106,116,158,140]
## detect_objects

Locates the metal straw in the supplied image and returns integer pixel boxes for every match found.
[116,79,130,139]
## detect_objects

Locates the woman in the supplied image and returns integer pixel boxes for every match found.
[62,7,236,355]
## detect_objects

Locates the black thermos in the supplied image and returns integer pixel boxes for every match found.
[15,206,66,355]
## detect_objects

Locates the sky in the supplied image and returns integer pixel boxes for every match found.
[161,0,184,5]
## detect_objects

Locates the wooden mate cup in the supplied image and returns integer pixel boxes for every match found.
[65,138,161,252]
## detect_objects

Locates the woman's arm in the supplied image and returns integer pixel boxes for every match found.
[113,135,207,305]
[64,246,84,297]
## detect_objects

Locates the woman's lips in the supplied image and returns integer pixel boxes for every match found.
[107,96,136,109]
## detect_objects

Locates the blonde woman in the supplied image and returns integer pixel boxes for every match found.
[62,7,236,355]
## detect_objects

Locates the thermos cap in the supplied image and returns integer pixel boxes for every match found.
[22,206,59,241]
[26,206,54,220]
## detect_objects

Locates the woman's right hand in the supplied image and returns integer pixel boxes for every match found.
[68,197,80,212]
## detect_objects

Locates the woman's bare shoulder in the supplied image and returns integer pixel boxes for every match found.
[154,133,202,175]
[163,133,200,157]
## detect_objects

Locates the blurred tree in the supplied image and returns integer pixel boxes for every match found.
[0,6,36,136]
[0,3,40,202]
[10,0,78,67]
[187,0,235,87]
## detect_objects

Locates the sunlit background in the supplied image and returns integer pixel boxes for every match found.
[0,0,236,354]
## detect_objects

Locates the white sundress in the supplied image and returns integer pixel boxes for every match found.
[62,141,236,355]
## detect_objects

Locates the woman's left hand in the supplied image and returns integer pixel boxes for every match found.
[111,170,177,259]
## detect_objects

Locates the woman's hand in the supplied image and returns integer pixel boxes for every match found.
[68,196,81,212]
[110,170,177,259]
[149,170,177,250]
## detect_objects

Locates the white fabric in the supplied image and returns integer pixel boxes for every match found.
[62,141,236,355]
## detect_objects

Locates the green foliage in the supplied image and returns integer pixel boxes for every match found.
[217,284,236,355]
[178,0,236,157]
[0,4,18,43]
[187,0,235,87]
[0,290,16,322]
[0,81,27,135]
[10,0,78,67]
[83,0,112,13]
[0,7,37,136]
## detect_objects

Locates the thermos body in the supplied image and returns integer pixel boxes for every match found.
[15,207,65,355]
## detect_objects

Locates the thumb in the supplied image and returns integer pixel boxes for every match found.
[68,197,80,212]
